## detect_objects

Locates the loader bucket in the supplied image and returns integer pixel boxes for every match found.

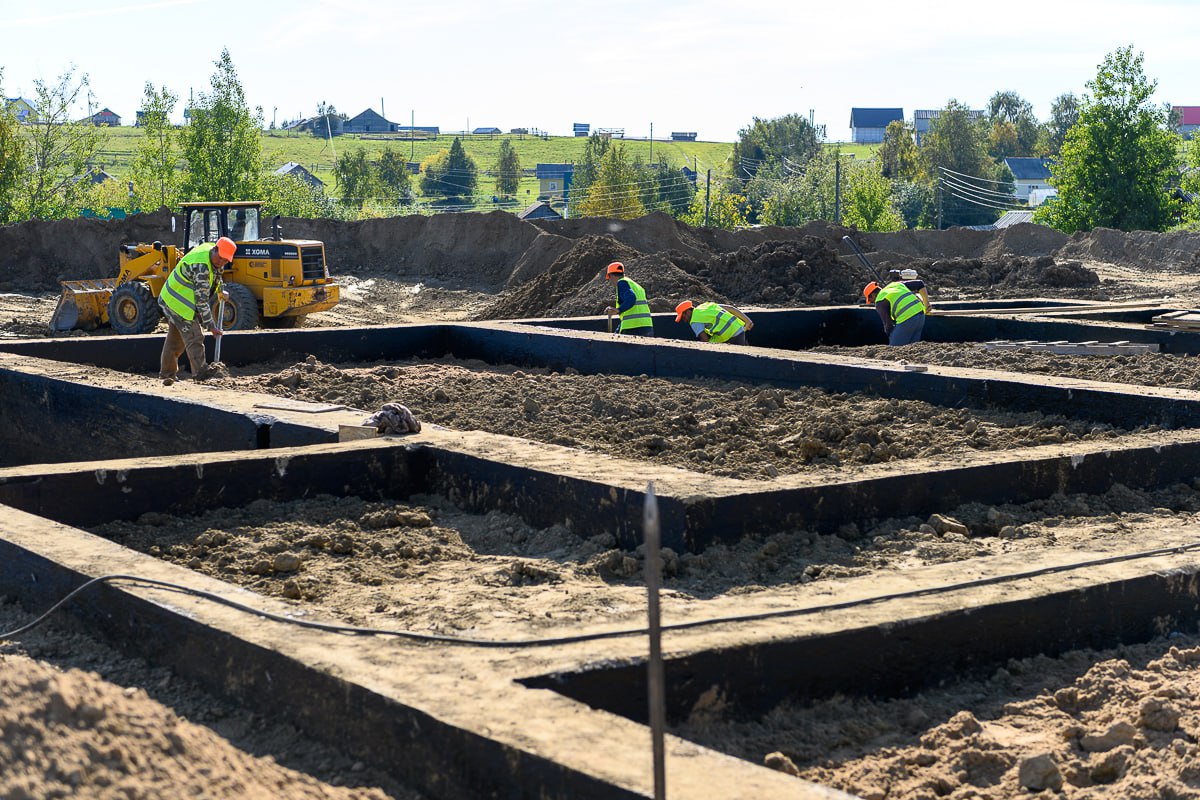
[48,278,117,331]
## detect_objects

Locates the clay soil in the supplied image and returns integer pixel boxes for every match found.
[6,211,1200,798]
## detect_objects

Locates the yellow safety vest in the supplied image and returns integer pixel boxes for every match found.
[161,243,217,321]
[690,302,746,343]
[877,282,924,324]
[616,277,653,332]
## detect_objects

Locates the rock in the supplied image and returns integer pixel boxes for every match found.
[927,513,969,536]
[1139,697,1181,731]
[763,751,801,776]
[1089,745,1133,784]
[272,552,302,572]
[1080,720,1137,752]
[1018,753,1062,792]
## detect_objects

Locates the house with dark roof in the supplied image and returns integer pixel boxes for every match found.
[344,108,397,133]
[517,201,562,220]
[274,162,325,190]
[90,108,121,126]
[472,127,502,135]
[1173,106,1200,139]
[536,163,573,201]
[1003,157,1054,204]
[913,108,986,145]
[5,97,36,123]
[849,108,903,144]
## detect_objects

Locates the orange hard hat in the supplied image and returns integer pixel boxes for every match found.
[674,300,694,322]
[216,237,237,260]
[862,281,880,301]
[605,261,625,276]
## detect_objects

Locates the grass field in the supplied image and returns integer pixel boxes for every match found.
[92,126,876,212]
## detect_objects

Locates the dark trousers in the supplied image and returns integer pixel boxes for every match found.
[888,314,925,345]
[620,326,655,337]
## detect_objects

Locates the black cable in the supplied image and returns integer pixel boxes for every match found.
[5,538,1200,649]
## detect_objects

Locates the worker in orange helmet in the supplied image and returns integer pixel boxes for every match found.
[158,236,234,385]
[863,271,929,345]
[602,261,655,337]
[674,300,753,345]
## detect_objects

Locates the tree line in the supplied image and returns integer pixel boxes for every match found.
[2,46,1198,234]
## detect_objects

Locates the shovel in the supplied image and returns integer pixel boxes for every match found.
[607,312,615,335]
[214,298,226,363]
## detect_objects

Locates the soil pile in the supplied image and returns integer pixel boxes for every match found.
[701,238,870,306]
[0,654,391,800]
[1056,227,1200,272]
[904,255,1100,293]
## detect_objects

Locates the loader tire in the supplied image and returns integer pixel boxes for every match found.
[216,283,259,331]
[108,282,161,335]
[261,314,307,329]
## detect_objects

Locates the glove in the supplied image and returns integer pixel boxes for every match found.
[362,403,421,435]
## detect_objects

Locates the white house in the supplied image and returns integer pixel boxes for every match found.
[1004,157,1055,205]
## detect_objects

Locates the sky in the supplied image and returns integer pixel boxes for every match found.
[3,0,1198,154]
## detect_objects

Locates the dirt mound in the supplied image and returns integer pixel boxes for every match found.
[983,222,1068,259]
[698,238,870,306]
[1056,227,1200,272]
[905,255,1100,292]
[283,210,542,291]
[476,235,717,320]
[532,211,715,262]
[0,208,174,291]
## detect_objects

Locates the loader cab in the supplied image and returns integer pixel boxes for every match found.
[180,202,261,250]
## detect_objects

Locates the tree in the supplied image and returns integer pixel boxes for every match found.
[260,172,335,219]
[567,132,611,204]
[334,148,378,210]
[180,49,263,201]
[878,120,919,180]
[493,139,521,197]
[1035,46,1181,233]
[0,69,26,224]
[681,181,747,230]
[377,147,412,205]
[14,65,100,219]
[920,99,1004,228]
[732,114,822,184]
[986,90,1039,156]
[652,159,696,218]
[130,82,180,210]
[420,137,476,199]
[841,159,905,232]
[575,143,645,219]
[1038,93,1080,156]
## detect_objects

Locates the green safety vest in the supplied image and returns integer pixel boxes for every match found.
[690,302,745,343]
[877,282,924,324]
[616,277,653,332]
[161,243,217,322]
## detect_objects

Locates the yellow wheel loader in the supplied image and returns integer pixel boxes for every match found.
[49,201,340,334]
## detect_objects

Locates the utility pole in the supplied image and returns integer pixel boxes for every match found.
[704,169,711,228]
[834,158,841,224]
[937,179,944,230]
[411,110,415,161]
[649,122,653,163]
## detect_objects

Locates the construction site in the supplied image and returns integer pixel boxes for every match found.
[4,209,1200,799]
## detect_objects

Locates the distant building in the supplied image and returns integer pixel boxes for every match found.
[273,162,325,189]
[914,108,986,146]
[90,108,121,126]
[849,108,903,144]
[472,127,502,135]
[517,201,562,220]
[536,163,574,202]
[80,167,116,184]
[1173,105,1200,139]
[573,122,590,137]
[1003,157,1054,204]
[396,125,440,136]
[344,108,397,133]
[670,131,697,141]
[5,97,36,123]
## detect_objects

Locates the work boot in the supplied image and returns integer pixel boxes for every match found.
[162,375,176,386]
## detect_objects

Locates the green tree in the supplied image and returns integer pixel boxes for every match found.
[180,49,264,201]
[260,172,335,218]
[1038,93,1080,156]
[986,90,1039,156]
[653,159,697,218]
[682,181,747,230]
[732,114,822,184]
[1179,139,1200,228]
[334,148,378,210]
[0,70,26,224]
[575,144,645,219]
[421,137,477,199]
[878,120,919,180]
[920,99,1004,228]
[841,159,905,232]
[377,147,412,205]
[130,82,179,210]
[493,139,521,197]
[1035,46,1181,233]
[567,132,611,204]
[15,65,100,219]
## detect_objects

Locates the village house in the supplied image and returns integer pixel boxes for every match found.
[273,162,325,190]
[1003,157,1055,205]
[536,163,573,202]
[913,108,986,145]
[90,108,121,126]
[849,108,903,144]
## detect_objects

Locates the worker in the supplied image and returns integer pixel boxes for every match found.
[884,267,931,312]
[674,300,753,345]
[602,261,655,337]
[158,237,234,385]
[863,274,928,345]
